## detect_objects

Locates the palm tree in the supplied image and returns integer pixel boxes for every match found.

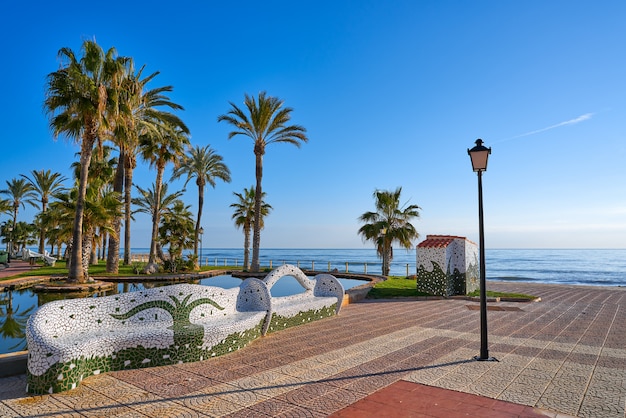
[53,184,122,278]
[21,170,67,254]
[71,146,118,265]
[230,186,272,270]
[44,39,128,283]
[159,200,195,272]
[0,199,11,219]
[133,183,184,262]
[358,187,421,276]
[132,183,185,223]
[0,178,37,255]
[35,207,65,257]
[109,62,187,268]
[171,145,231,268]
[8,221,37,254]
[139,122,190,271]
[218,91,308,272]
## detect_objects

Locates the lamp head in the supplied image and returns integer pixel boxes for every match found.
[468,139,491,172]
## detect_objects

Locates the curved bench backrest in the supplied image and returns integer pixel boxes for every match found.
[236,277,272,313]
[263,264,315,292]
[262,264,345,315]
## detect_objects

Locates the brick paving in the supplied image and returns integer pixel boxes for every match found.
[0,281,625,417]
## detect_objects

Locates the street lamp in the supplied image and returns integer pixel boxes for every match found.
[199,227,204,267]
[468,139,496,362]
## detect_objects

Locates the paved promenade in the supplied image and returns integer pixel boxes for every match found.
[0,281,624,417]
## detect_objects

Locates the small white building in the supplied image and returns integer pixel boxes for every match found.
[416,235,479,297]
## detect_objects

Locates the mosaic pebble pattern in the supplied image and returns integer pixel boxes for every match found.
[416,237,479,296]
[26,278,271,394]
[262,264,344,333]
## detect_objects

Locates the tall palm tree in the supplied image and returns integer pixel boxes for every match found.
[139,122,190,270]
[0,178,37,255]
[218,91,308,272]
[171,144,231,268]
[44,39,128,283]
[133,183,184,262]
[109,62,187,268]
[230,186,272,271]
[358,187,421,276]
[71,146,117,266]
[21,170,67,254]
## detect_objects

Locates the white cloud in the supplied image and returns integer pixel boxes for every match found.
[497,112,594,143]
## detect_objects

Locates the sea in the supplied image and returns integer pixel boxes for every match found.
[147,247,626,287]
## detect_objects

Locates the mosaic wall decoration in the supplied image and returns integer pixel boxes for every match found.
[416,235,479,297]
[262,264,344,333]
[26,279,271,394]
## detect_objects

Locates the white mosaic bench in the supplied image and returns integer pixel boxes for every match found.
[25,280,271,394]
[263,264,344,333]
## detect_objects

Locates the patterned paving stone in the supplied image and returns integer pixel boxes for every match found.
[3,394,83,417]
[130,398,209,418]
[3,282,626,417]
[81,405,149,418]
[0,402,21,418]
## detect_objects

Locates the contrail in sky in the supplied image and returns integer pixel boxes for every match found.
[495,112,594,143]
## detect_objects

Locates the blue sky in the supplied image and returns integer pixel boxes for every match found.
[1,0,625,249]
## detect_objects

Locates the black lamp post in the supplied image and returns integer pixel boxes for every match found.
[199,227,204,267]
[468,139,496,361]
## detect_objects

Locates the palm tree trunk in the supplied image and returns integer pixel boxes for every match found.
[10,210,17,257]
[101,231,108,260]
[82,228,93,280]
[69,134,95,283]
[243,224,250,271]
[251,152,263,272]
[194,181,205,269]
[382,244,392,276]
[148,164,165,265]
[106,150,125,273]
[38,201,47,255]
[123,154,136,265]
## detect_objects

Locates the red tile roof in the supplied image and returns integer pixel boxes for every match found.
[417,235,468,248]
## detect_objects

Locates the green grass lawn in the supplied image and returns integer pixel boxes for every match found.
[366,276,431,299]
[0,259,239,281]
[366,276,537,300]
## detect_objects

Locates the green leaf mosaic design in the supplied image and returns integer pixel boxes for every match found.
[267,304,337,333]
[110,294,225,349]
[27,322,263,394]
[417,259,479,297]
[417,261,448,296]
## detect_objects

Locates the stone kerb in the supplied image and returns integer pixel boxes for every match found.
[26,280,270,394]
[262,264,344,333]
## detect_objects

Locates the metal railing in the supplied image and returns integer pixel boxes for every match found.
[129,253,416,276]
